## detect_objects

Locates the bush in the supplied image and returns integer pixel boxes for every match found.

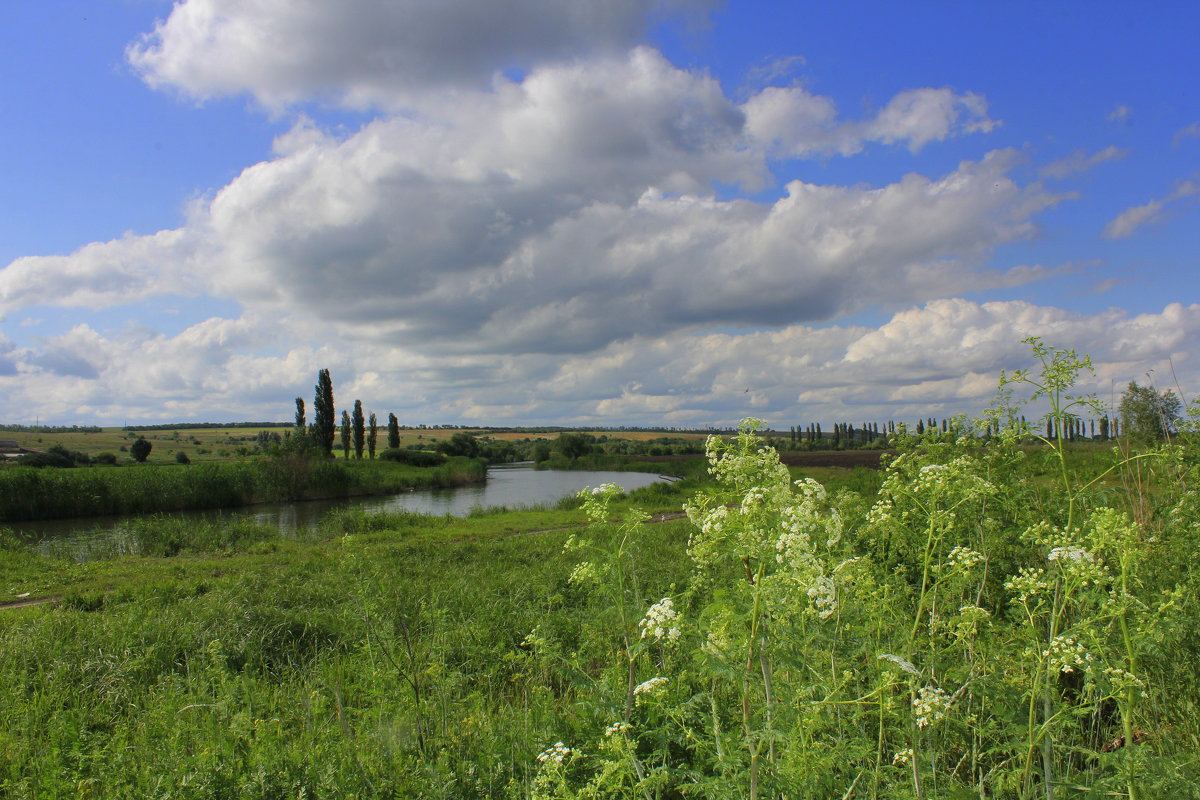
[94,452,119,466]
[130,438,152,462]
[17,450,74,468]
[379,448,444,467]
[175,451,190,465]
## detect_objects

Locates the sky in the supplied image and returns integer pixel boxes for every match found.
[1,0,1197,428]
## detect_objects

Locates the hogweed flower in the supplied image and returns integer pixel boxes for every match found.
[913,685,953,728]
[639,597,681,642]
[633,677,668,702]
[1006,566,1050,602]
[878,653,921,677]
[1043,634,1095,674]
[604,721,632,737]
[536,742,572,764]
[1048,546,1094,564]
[945,545,984,571]
[806,576,838,620]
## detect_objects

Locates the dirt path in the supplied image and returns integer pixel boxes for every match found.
[0,595,60,611]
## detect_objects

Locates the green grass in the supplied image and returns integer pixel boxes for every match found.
[0,456,485,523]
[2,426,1198,798]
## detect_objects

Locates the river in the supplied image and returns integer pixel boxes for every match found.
[12,464,673,548]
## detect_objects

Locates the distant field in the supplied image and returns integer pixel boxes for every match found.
[2,426,713,465]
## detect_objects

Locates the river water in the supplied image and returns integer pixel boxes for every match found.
[12,464,673,545]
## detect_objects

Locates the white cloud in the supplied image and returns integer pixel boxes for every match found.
[742,86,998,157]
[127,0,712,109]
[1103,178,1199,239]
[6,51,1045,360]
[1107,104,1132,123]
[3,299,1197,426]
[0,229,207,316]
[1040,145,1128,179]
[1174,122,1200,147]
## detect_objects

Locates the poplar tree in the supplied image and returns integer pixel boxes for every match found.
[340,410,351,459]
[368,412,378,459]
[353,400,366,459]
[294,397,306,430]
[387,413,400,449]
[314,369,336,457]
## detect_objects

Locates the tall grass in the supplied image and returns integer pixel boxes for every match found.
[0,456,486,523]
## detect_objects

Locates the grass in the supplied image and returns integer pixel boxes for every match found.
[2,404,1197,797]
[0,456,486,523]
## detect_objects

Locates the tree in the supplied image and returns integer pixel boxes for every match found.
[1118,381,1181,441]
[352,400,365,459]
[437,431,482,458]
[313,369,336,457]
[554,432,591,460]
[368,412,378,459]
[130,437,152,463]
[340,410,351,459]
[387,413,400,450]
[294,397,306,430]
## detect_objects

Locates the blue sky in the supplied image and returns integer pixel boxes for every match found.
[1,0,1197,426]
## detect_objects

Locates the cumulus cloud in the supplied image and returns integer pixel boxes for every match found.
[5,50,1034,360]
[743,86,997,157]
[0,229,207,316]
[127,0,712,109]
[6,298,1196,427]
[1103,178,1199,239]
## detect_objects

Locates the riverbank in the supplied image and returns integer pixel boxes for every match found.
[0,456,486,523]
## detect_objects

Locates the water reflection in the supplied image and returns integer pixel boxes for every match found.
[13,465,672,547]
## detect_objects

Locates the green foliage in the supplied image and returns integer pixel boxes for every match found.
[387,412,401,450]
[367,412,378,459]
[352,399,365,459]
[339,409,351,459]
[378,447,444,467]
[0,456,485,522]
[313,368,336,456]
[554,432,592,460]
[129,437,152,463]
[174,451,190,465]
[437,431,483,458]
[1119,380,1182,441]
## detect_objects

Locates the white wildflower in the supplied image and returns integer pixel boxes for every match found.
[1048,546,1094,564]
[1005,567,1050,602]
[1043,635,1094,674]
[892,748,913,766]
[945,545,984,570]
[806,576,837,620]
[639,597,681,642]
[536,741,572,764]
[633,677,668,700]
[604,721,632,737]
[878,653,920,676]
[913,685,953,728]
[1103,667,1149,699]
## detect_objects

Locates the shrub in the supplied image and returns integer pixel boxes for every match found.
[379,448,444,467]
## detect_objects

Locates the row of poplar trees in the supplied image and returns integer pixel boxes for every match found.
[295,369,401,459]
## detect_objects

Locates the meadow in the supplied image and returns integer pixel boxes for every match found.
[1,343,1198,798]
